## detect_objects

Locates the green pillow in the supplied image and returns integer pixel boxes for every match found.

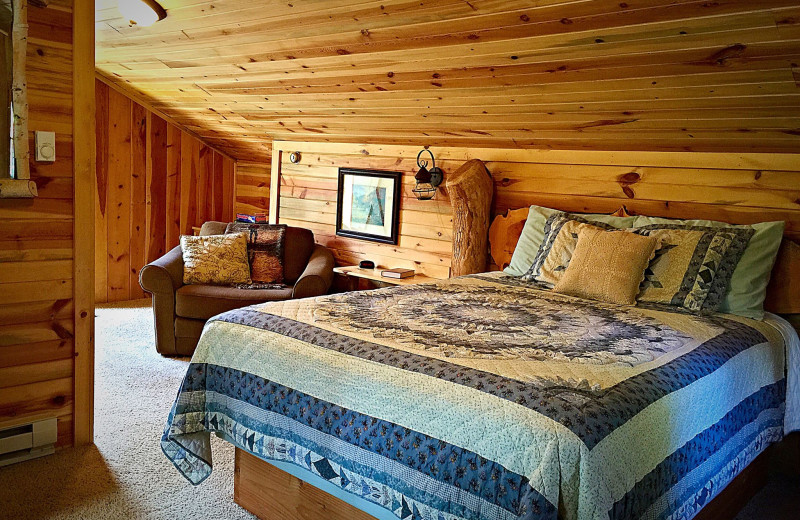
[631,216,784,320]
[504,205,637,277]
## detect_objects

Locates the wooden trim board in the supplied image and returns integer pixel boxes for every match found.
[72,0,96,446]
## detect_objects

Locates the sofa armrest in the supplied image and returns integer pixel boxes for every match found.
[292,245,335,299]
[139,245,184,356]
[140,245,184,294]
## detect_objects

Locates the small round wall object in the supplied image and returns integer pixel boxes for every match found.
[359,260,375,269]
[289,151,301,164]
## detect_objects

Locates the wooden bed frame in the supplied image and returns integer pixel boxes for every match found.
[235,437,798,520]
[235,146,800,520]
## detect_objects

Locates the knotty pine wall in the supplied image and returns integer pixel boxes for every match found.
[95,80,236,303]
[268,141,800,280]
[235,161,270,217]
[0,0,80,448]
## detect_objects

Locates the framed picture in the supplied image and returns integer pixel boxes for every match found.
[336,168,402,244]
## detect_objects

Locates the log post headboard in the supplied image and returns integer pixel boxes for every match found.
[446,159,493,277]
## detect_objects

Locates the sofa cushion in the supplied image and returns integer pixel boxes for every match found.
[284,227,315,284]
[175,284,294,320]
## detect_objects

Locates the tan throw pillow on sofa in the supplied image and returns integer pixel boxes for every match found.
[180,232,252,285]
[553,227,659,306]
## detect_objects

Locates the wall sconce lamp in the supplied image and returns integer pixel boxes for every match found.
[118,0,167,27]
[413,149,443,200]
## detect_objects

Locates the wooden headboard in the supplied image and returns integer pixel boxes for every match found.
[268,141,800,310]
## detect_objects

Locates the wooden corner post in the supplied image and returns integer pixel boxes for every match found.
[446,159,493,277]
[73,0,96,446]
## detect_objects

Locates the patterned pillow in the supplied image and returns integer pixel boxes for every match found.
[225,222,287,284]
[522,212,619,287]
[632,224,754,312]
[181,233,252,285]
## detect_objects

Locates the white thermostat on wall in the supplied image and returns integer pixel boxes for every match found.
[35,131,56,162]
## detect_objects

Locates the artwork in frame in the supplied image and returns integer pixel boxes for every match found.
[336,168,402,244]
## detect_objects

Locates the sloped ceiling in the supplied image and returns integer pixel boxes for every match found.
[96,0,800,162]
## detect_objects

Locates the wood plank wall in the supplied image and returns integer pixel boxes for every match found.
[94,79,237,303]
[270,143,454,278]
[269,141,800,280]
[235,161,270,217]
[0,0,77,448]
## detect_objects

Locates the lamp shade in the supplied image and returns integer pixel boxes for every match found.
[119,0,166,27]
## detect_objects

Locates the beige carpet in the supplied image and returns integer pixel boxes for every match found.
[0,299,796,519]
[0,299,256,520]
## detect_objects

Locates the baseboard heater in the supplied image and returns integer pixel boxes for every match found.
[0,418,57,467]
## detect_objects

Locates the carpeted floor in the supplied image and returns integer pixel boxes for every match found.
[0,299,797,519]
[0,299,255,520]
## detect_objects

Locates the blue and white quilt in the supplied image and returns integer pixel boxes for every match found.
[162,273,798,520]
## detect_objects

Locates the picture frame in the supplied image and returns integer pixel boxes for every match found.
[336,168,402,245]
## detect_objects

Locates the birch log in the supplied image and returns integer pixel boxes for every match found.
[11,0,29,181]
[446,159,493,277]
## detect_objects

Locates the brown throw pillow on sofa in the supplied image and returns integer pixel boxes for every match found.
[553,227,659,306]
[225,223,287,284]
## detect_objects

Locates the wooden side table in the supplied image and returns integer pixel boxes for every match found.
[333,266,439,291]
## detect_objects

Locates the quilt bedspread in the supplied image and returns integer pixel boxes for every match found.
[162,273,792,520]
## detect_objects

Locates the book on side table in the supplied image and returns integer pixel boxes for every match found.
[381,268,415,279]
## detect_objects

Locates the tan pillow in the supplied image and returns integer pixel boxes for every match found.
[525,218,616,287]
[181,233,252,285]
[554,227,659,305]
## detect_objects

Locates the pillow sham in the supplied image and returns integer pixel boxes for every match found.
[631,224,754,312]
[225,222,287,284]
[632,216,784,319]
[521,213,622,286]
[180,232,252,286]
[505,205,636,277]
[554,226,659,306]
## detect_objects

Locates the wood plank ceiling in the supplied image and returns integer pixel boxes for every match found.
[95,0,800,162]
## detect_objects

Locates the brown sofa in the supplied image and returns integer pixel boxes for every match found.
[139,221,335,356]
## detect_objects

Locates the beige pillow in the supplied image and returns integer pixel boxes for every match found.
[181,233,252,285]
[554,227,659,305]
[524,217,618,287]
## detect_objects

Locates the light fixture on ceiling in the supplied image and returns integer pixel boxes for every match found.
[412,149,443,201]
[118,0,166,27]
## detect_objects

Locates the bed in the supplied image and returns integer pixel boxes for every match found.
[161,269,799,520]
